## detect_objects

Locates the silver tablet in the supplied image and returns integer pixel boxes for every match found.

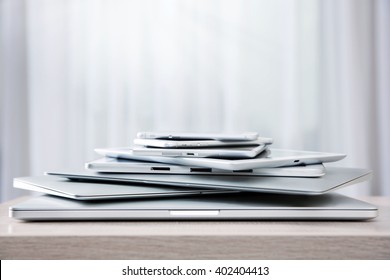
[133,138,272,148]
[136,131,260,141]
[132,144,267,159]
[47,167,371,195]
[95,147,346,170]
[86,157,326,177]
[13,176,234,200]
[10,192,378,221]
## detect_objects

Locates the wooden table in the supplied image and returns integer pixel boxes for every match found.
[1,196,389,259]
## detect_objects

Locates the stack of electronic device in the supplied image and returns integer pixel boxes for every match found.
[10,132,378,221]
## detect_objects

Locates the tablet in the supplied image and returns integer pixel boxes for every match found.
[10,192,378,221]
[136,131,260,141]
[133,138,272,148]
[14,176,233,200]
[86,157,326,177]
[95,147,346,170]
[47,167,371,195]
[132,144,267,159]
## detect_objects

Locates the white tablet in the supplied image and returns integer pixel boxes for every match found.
[132,144,267,159]
[86,157,326,177]
[133,137,272,148]
[95,147,346,170]
[136,131,260,141]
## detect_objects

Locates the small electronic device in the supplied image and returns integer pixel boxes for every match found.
[136,131,260,141]
[132,144,267,159]
[95,147,346,170]
[133,138,272,148]
[86,157,326,177]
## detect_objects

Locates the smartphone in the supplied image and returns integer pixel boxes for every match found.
[132,144,267,159]
[136,132,259,141]
[133,138,273,148]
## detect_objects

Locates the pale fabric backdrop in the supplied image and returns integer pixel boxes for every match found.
[1,0,389,201]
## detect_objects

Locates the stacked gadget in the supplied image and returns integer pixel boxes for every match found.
[10,132,377,220]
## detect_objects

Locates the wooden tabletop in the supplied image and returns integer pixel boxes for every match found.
[1,196,390,259]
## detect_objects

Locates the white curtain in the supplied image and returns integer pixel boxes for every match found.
[1,0,389,201]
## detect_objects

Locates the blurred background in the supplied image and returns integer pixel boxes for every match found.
[0,0,389,202]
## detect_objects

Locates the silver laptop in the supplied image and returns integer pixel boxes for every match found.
[13,175,234,200]
[47,167,371,195]
[10,192,377,220]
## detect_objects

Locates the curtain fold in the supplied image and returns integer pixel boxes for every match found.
[1,0,389,201]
